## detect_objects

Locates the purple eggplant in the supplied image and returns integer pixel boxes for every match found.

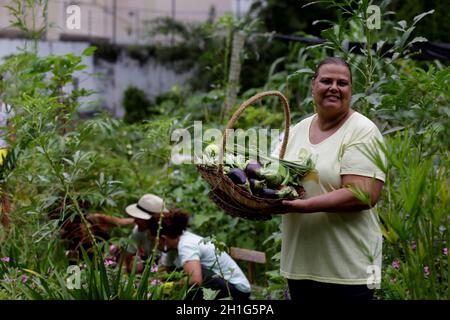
[259,185,299,199]
[227,168,248,185]
[260,188,279,199]
[245,161,262,179]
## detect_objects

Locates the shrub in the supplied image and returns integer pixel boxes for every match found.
[122,86,157,124]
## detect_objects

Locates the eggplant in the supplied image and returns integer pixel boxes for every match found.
[260,188,279,199]
[227,168,253,194]
[245,161,262,179]
[227,168,248,185]
[260,185,299,199]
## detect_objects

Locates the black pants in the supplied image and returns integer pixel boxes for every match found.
[287,279,374,301]
[186,267,251,300]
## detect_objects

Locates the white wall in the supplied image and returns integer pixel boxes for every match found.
[0,39,191,117]
[94,51,192,117]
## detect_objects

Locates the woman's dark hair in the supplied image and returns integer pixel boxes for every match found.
[312,57,352,83]
[148,208,189,239]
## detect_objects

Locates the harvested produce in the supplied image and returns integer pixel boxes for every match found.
[227,168,247,185]
[202,143,315,200]
[245,162,262,179]
[249,178,266,193]
[227,168,251,193]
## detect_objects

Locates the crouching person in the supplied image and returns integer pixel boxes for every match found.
[122,194,169,273]
[148,209,251,300]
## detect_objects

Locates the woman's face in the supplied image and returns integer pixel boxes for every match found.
[312,63,352,117]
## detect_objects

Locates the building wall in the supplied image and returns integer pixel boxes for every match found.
[46,0,158,44]
[0,0,251,44]
[154,0,231,22]
[0,39,191,117]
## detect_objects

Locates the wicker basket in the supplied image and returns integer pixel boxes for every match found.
[197,90,299,220]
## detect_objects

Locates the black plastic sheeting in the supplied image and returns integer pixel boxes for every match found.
[271,34,450,61]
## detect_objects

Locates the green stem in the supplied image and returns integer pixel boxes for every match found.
[213,245,232,299]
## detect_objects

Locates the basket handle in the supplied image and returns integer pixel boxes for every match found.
[218,90,291,169]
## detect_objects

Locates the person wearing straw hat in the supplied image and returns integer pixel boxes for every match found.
[122,194,169,273]
[275,57,386,301]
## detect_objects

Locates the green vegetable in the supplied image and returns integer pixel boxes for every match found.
[276,185,299,199]
[204,143,220,158]
[258,161,289,187]
[249,178,266,194]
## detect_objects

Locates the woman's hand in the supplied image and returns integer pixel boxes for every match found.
[276,199,309,214]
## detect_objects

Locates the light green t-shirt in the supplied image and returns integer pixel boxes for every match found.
[277,111,386,285]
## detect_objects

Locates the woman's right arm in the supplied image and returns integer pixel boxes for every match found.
[183,260,203,285]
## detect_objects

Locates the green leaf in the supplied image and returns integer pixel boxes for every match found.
[74,65,87,71]
[202,287,220,300]
[82,46,97,57]
[408,36,428,45]
[192,213,210,227]
[399,26,415,48]
[302,1,328,8]
[351,93,365,106]
[397,20,407,30]
[287,68,314,82]
[36,146,45,154]
[412,10,435,25]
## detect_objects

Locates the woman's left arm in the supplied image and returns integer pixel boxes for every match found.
[282,174,384,213]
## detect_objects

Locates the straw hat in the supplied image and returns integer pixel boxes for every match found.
[125,194,169,220]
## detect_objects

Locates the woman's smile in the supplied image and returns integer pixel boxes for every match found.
[324,95,341,102]
[312,64,351,116]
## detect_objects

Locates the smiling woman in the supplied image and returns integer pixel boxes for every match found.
[274,57,387,301]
